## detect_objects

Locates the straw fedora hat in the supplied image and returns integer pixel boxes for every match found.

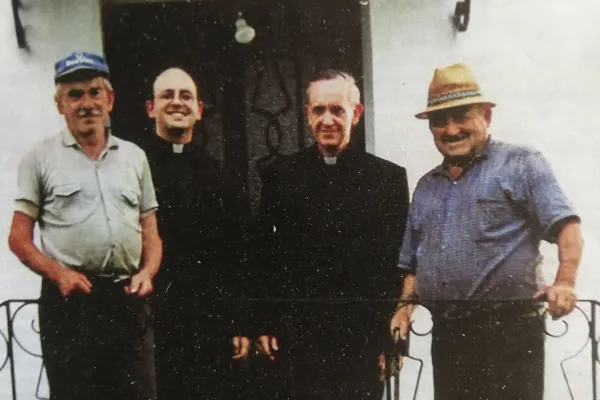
[415,63,496,119]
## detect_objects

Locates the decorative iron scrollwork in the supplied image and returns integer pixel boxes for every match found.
[2,299,600,399]
[1,300,48,399]
[0,327,9,373]
[10,302,43,358]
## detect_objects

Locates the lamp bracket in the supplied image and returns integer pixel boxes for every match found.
[12,0,28,49]
[454,0,471,32]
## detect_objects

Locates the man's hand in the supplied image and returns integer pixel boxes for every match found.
[390,302,414,342]
[378,353,386,382]
[56,268,92,297]
[125,270,153,297]
[256,335,278,361]
[379,351,404,382]
[232,336,251,360]
[534,282,577,319]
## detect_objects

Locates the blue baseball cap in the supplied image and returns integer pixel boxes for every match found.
[54,51,110,84]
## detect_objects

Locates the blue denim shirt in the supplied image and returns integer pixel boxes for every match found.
[398,139,579,300]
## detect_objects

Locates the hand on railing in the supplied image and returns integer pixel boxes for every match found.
[389,302,413,375]
[390,301,415,343]
[380,328,406,383]
[534,282,578,320]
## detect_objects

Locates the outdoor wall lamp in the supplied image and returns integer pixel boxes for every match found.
[454,0,471,32]
[11,0,27,49]
[234,12,256,44]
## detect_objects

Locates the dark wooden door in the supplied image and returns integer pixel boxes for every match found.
[101,0,364,214]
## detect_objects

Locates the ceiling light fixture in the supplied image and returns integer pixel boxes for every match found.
[235,12,256,44]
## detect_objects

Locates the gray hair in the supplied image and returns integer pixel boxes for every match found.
[305,69,361,105]
[54,77,114,103]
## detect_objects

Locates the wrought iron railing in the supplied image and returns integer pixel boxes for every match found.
[384,299,600,400]
[1,299,46,400]
[1,299,599,399]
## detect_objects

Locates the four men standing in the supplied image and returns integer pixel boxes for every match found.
[8,53,581,400]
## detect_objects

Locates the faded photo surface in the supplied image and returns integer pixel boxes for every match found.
[0,1,598,399]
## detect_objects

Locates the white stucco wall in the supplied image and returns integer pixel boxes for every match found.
[1,0,598,398]
[0,0,103,302]
[0,1,102,397]
[369,1,600,399]
[370,0,600,297]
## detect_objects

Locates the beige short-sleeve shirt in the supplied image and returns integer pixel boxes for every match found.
[15,130,158,276]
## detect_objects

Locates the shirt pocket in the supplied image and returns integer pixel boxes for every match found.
[45,183,97,226]
[476,196,526,243]
[116,188,142,232]
[120,189,140,208]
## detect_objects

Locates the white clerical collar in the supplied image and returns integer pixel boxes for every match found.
[172,143,184,154]
[323,156,337,165]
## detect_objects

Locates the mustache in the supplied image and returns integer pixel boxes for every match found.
[76,108,103,118]
[441,132,469,143]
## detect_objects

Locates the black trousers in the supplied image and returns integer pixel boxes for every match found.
[38,278,156,400]
[283,339,384,400]
[264,304,387,400]
[153,292,247,400]
[430,305,545,400]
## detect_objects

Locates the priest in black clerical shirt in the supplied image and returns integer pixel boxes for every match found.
[254,70,410,399]
[142,68,249,400]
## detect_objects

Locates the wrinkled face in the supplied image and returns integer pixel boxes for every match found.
[146,69,203,132]
[56,77,114,137]
[428,104,492,161]
[305,78,363,154]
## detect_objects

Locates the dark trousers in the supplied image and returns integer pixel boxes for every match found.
[153,293,246,400]
[265,304,386,400]
[38,278,156,400]
[430,305,545,400]
[283,340,384,400]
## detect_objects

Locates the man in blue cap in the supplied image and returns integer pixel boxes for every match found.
[8,51,163,400]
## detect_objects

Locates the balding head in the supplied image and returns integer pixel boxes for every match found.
[152,68,198,99]
[146,67,204,143]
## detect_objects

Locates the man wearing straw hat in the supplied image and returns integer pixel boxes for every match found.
[390,63,583,400]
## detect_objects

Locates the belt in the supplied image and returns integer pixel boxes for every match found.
[82,270,131,283]
[79,273,132,295]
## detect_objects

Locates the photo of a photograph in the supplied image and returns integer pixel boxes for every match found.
[0,1,598,399]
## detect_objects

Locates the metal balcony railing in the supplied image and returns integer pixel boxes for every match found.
[383,299,600,400]
[1,299,599,399]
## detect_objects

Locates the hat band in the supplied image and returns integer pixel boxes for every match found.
[428,90,481,106]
